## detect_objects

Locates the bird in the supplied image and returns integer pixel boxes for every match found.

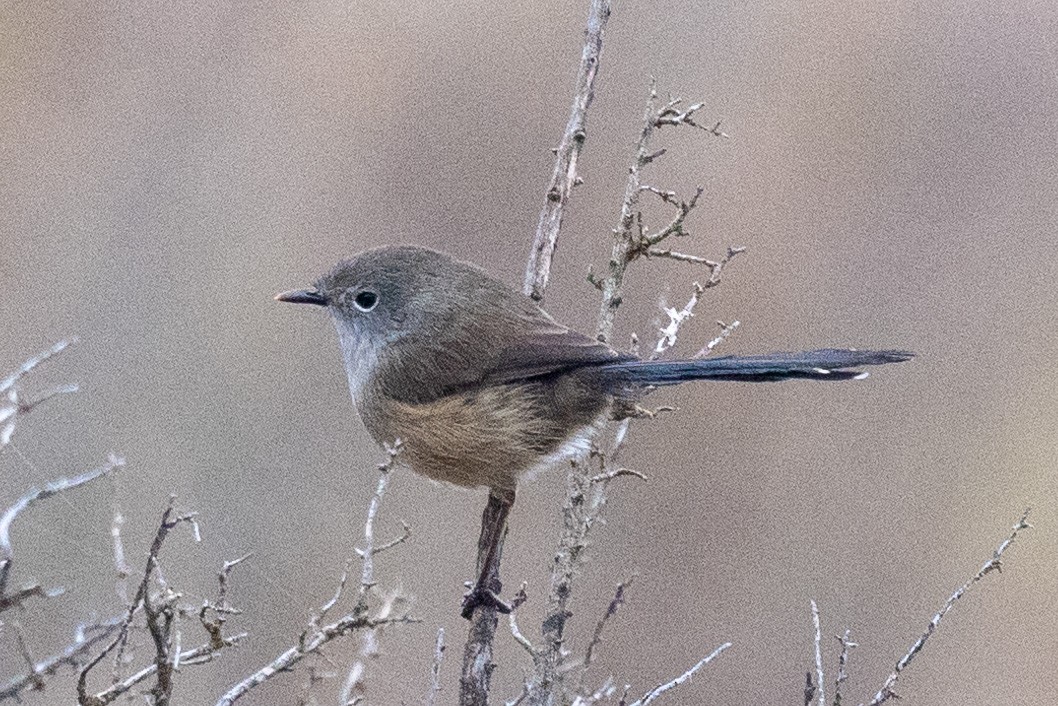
[277,245,912,617]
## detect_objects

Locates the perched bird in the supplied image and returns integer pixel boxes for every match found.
[277,245,912,616]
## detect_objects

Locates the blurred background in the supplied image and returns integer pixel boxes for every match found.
[2,0,1055,703]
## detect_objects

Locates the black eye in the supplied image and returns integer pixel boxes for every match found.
[353,290,378,312]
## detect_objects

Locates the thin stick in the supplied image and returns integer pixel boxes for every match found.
[576,580,631,694]
[426,627,446,706]
[833,629,856,705]
[862,508,1032,706]
[626,642,732,706]
[0,455,123,562]
[216,445,409,706]
[0,618,123,700]
[524,0,612,302]
[811,600,825,706]
[0,339,75,395]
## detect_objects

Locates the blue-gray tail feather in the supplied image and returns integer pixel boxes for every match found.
[599,349,914,385]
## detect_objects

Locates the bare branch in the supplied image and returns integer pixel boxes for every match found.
[426,627,446,706]
[639,185,677,204]
[216,553,252,612]
[579,580,631,683]
[467,2,614,702]
[654,99,728,137]
[0,618,123,701]
[863,508,1033,705]
[595,87,728,344]
[834,629,856,705]
[0,455,123,563]
[693,320,741,358]
[811,600,826,706]
[0,339,76,395]
[216,609,413,706]
[1,339,78,446]
[507,583,538,657]
[638,186,703,248]
[87,633,248,706]
[111,507,130,605]
[588,467,648,484]
[524,0,612,302]
[529,450,615,704]
[0,455,123,619]
[77,497,206,706]
[461,492,511,705]
[596,81,663,344]
[626,642,732,706]
[217,445,412,706]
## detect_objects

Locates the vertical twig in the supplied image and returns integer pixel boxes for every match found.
[426,627,446,706]
[811,600,826,706]
[524,0,612,303]
[462,1,612,704]
[833,629,856,706]
[596,81,662,344]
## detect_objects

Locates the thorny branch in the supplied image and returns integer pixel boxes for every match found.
[591,81,731,345]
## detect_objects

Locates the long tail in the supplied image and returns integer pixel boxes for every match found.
[599,349,914,385]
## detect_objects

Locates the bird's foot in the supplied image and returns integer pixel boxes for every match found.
[461,581,512,620]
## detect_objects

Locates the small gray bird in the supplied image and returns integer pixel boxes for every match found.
[277,245,912,616]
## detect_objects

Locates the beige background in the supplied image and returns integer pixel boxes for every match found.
[2,0,1056,703]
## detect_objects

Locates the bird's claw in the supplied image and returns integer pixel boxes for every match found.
[461,582,512,620]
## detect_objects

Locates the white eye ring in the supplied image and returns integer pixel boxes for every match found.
[353,290,379,312]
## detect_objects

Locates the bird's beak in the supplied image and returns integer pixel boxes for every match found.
[275,289,328,306]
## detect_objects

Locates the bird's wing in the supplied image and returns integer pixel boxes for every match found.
[481,325,636,386]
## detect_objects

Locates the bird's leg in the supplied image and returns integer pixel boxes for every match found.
[461,490,513,620]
